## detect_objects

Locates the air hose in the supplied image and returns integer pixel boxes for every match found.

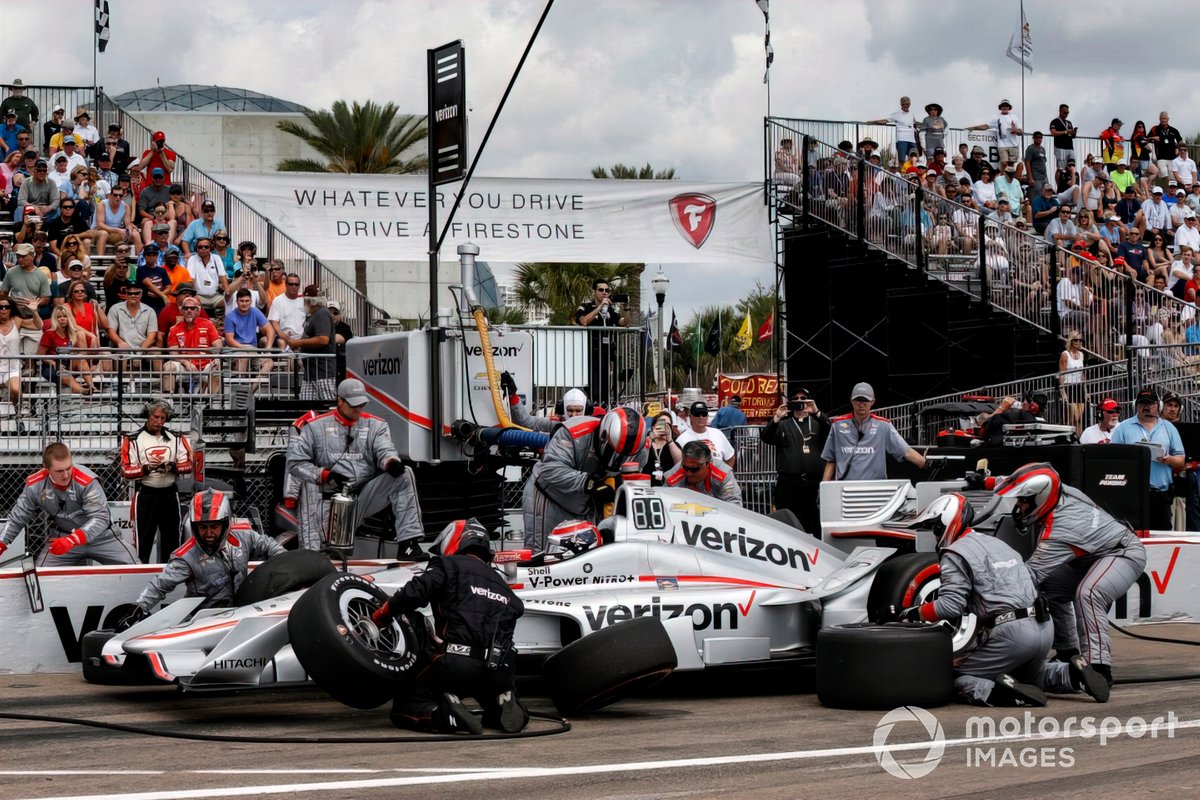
[477,427,551,451]
[471,306,530,432]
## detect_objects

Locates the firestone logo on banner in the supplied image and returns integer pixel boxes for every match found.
[669,193,717,248]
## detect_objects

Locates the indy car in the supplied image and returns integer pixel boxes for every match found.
[86,478,974,713]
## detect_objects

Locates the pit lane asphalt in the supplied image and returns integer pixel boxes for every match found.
[2,624,1199,800]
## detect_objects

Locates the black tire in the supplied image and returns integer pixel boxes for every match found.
[81,630,157,685]
[233,549,337,606]
[288,572,427,709]
[867,552,979,657]
[816,623,953,709]
[542,616,678,715]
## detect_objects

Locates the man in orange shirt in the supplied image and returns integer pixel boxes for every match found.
[163,295,221,394]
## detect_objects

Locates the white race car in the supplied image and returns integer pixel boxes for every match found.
[87,482,960,712]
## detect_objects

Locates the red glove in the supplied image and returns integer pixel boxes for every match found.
[49,529,87,556]
[283,497,297,510]
[320,469,331,484]
[371,603,392,626]
[0,541,7,558]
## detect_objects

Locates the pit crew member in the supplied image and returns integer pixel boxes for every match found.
[993,462,1147,688]
[120,399,192,563]
[0,442,137,566]
[372,518,526,734]
[119,489,285,628]
[663,440,742,506]
[890,493,1109,705]
[521,407,646,552]
[822,382,926,481]
[286,378,426,558]
[500,370,588,432]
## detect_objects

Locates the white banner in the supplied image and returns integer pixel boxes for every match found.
[211,174,774,265]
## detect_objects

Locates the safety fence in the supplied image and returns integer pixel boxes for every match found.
[89,91,389,336]
[728,425,774,515]
[519,326,646,410]
[2,85,97,152]
[769,122,1200,371]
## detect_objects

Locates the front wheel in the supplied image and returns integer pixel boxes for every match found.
[866,552,978,658]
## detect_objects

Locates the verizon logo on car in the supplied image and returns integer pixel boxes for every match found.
[679,521,812,571]
[583,592,754,632]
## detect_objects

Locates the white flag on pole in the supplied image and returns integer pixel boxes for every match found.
[1005,3,1032,72]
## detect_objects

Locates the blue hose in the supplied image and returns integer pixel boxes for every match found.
[478,427,551,450]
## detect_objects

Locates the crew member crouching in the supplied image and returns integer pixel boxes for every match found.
[662,441,742,506]
[372,519,527,734]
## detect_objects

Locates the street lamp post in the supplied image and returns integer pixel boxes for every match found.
[651,268,669,394]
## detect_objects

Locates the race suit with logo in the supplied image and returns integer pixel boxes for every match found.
[2,464,137,566]
[662,458,743,506]
[132,521,286,612]
[121,425,193,563]
[920,530,1074,703]
[821,413,910,480]
[382,553,524,728]
[521,416,647,551]
[286,409,424,551]
[1025,485,1147,668]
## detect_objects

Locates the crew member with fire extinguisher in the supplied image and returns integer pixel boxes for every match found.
[886,493,1110,707]
[286,378,426,558]
[120,399,192,563]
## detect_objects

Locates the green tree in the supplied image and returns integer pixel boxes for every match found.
[485,305,528,325]
[512,264,644,326]
[591,162,677,180]
[276,100,428,174]
[666,283,776,391]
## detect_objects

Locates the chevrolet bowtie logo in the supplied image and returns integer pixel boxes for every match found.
[671,502,717,516]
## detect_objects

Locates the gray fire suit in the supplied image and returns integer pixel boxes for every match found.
[923,531,1074,703]
[521,416,646,551]
[1025,485,1147,668]
[1,464,137,566]
[133,523,286,612]
[508,399,556,432]
[286,410,424,551]
[662,459,742,506]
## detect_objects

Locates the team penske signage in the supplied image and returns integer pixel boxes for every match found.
[210,174,773,265]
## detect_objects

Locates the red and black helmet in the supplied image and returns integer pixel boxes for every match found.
[595,407,647,471]
[911,492,975,550]
[433,518,492,561]
[993,462,1061,526]
[189,489,232,554]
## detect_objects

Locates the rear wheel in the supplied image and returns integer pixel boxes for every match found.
[233,549,337,606]
[867,552,978,657]
[288,573,427,709]
[542,616,677,715]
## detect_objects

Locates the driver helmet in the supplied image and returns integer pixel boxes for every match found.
[595,407,647,471]
[546,520,601,560]
[993,462,1061,527]
[433,518,492,561]
[189,489,232,555]
[911,492,974,550]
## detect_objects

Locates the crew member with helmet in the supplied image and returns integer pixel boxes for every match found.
[119,489,285,629]
[663,440,742,506]
[992,462,1147,688]
[890,493,1109,705]
[0,443,137,566]
[372,518,526,734]
[521,407,647,552]
[120,399,193,563]
[286,378,426,558]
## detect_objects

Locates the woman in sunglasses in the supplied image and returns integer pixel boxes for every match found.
[37,304,93,394]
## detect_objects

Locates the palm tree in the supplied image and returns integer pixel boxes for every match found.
[276,100,428,174]
[485,305,528,325]
[277,100,428,297]
[591,162,677,180]
[512,264,644,326]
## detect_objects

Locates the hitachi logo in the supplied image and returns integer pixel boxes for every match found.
[212,657,268,670]
[679,521,811,571]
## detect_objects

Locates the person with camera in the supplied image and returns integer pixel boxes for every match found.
[574,277,626,406]
[120,399,193,563]
[135,131,177,188]
[286,378,426,557]
[372,519,527,734]
[761,388,829,533]
[646,411,682,485]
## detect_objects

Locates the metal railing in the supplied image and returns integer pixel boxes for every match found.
[92,91,389,335]
[516,326,645,410]
[1,85,97,152]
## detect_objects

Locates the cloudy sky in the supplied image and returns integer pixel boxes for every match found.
[23,0,1199,321]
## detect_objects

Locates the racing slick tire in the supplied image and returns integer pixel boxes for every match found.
[288,572,427,709]
[233,549,337,606]
[543,616,678,715]
[866,551,979,658]
[81,629,157,685]
[816,623,953,709]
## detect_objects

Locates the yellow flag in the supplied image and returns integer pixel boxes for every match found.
[734,311,753,352]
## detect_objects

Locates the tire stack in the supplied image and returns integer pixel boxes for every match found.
[816,623,953,709]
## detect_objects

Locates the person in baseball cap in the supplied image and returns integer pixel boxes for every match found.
[1109,385,1184,531]
[822,380,926,481]
[337,378,370,406]
[1080,398,1121,444]
[1161,392,1182,423]
[850,382,875,402]
[677,399,738,466]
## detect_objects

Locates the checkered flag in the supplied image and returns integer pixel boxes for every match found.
[95,0,110,53]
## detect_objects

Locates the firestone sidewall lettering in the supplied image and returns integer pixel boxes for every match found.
[679,520,812,571]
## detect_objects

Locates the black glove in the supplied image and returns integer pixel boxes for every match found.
[963,471,987,491]
[116,605,148,632]
[588,478,615,508]
[385,459,404,478]
[499,371,518,398]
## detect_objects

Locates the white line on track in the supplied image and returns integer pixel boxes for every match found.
[20,717,1200,800]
